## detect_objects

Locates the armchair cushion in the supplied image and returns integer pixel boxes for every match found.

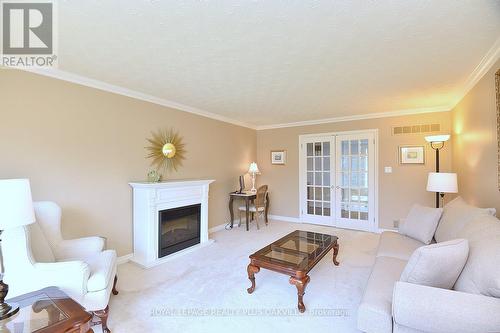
[33,260,91,296]
[84,250,117,292]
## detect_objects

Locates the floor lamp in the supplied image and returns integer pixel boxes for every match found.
[424,134,450,208]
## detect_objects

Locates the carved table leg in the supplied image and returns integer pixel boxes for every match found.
[289,275,310,313]
[112,275,119,295]
[247,264,260,294]
[245,198,250,231]
[264,193,270,225]
[229,195,234,229]
[93,306,110,333]
[332,243,340,266]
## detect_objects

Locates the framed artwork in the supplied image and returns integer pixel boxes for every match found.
[399,145,425,164]
[496,69,500,190]
[271,150,286,165]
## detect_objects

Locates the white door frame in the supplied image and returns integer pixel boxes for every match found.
[298,129,379,232]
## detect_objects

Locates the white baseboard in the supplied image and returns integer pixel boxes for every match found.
[208,223,227,233]
[117,253,133,265]
[268,214,302,223]
[207,216,301,233]
[377,228,397,234]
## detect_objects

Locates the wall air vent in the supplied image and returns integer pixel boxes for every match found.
[392,123,441,135]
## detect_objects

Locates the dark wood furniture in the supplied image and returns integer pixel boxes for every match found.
[228,191,269,231]
[247,230,339,312]
[3,287,93,332]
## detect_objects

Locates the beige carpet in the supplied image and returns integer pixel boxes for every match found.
[102,220,380,333]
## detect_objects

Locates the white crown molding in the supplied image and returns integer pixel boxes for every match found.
[19,35,499,131]
[255,105,452,130]
[22,67,258,130]
[453,36,500,107]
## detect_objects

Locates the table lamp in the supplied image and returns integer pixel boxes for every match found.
[248,162,260,192]
[426,172,458,208]
[0,179,36,320]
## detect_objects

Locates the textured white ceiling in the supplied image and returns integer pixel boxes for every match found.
[56,0,500,127]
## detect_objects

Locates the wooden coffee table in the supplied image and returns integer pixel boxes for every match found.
[247,230,339,312]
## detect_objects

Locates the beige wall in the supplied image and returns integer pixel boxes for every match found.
[0,70,256,256]
[257,112,452,229]
[452,59,500,212]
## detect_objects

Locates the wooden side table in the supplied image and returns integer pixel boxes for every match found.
[2,287,93,332]
[228,191,270,231]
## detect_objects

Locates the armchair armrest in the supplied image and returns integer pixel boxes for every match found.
[53,236,106,260]
[393,281,500,333]
[34,261,91,295]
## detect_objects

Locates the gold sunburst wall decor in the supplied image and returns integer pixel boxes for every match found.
[145,128,186,175]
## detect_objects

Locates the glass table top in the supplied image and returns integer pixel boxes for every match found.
[252,230,337,270]
[1,293,68,332]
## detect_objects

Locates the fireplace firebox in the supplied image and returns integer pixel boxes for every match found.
[158,204,201,258]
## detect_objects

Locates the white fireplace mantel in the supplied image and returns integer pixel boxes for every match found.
[129,179,215,268]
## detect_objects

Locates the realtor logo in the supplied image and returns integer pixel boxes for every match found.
[1,0,57,67]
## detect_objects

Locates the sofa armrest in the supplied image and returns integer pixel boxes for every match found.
[53,236,106,260]
[393,281,500,333]
[34,261,91,295]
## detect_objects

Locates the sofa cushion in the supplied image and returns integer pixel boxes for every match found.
[358,256,408,333]
[376,231,424,261]
[399,204,442,244]
[84,250,117,292]
[435,196,496,243]
[400,239,469,289]
[454,214,500,297]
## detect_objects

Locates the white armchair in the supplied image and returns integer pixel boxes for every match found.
[3,201,118,333]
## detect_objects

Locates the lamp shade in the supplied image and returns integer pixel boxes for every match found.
[424,134,450,143]
[426,173,458,193]
[248,162,260,174]
[0,179,35,229]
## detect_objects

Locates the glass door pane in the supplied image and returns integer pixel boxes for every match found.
[302,137,334,225]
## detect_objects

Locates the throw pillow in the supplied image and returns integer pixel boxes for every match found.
[399,204,443,244]
[435,196,496,243]
[400,239,469,289]
[454,214,500,297]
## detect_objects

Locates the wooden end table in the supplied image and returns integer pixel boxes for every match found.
[2,287,93,332]
[246,230,339,312]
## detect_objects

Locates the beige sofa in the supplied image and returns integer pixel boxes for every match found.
[358,198,500,333]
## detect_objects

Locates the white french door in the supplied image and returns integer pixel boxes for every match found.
[301,136,335,225]
[299,131,376,232]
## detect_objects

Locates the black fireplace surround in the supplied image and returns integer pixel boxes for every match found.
[158,204,201,258]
